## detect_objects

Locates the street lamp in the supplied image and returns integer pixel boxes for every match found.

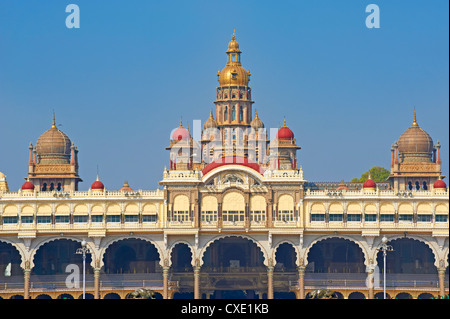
[377,236,394,299]
[76,240,91,299]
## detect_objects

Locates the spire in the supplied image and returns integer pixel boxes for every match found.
[412,108,418,126]
[51,112,57,129]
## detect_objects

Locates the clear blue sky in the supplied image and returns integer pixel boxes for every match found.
[0,0,448,191]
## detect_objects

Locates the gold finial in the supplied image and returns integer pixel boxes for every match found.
[232,29,236,40]
[180,117,183,127]
[51,112,57,129]
[412,108,418,126]
[283,117,287,127]
[254,109,259,118]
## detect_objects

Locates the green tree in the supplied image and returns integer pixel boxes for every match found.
[352,166,390,183]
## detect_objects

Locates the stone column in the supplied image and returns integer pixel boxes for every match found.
[163,266,170,299]
[94,268,101,299]
[194,266,201,299]
[367,268,375,299]
[267,266,274,299]
[23,268,31,299]
[438,268,446,297]
[297,266,305,299]
[218,203,223,229]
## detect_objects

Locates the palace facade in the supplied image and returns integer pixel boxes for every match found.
[0,32,448,299]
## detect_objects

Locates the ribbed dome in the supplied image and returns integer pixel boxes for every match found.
[36,114,72,164]
[218,65,251,87]
[250,110,264,130]
[204,110,218,129]
[397,111,433,162]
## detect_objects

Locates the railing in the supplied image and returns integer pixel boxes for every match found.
[0,189,164,199]
[298,273,449,289]
[305,188,448,197]
[1,273,448,293]
[0,273,164,291]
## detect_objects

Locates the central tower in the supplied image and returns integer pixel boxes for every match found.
[215,30,253,128]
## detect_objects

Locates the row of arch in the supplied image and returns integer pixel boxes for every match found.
[2,291,438,300]
[1,234,448,275]
[173,193,295,211]
[1,236,447,299]
[3,200,447,216]
[1,203,158,216]
[310,202,448,214]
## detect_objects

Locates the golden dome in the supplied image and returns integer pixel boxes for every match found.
[397,110,433,162]
[36,114,72,164]
[217,30,251,87]
[226,30,241,54]
[0,171,6,180]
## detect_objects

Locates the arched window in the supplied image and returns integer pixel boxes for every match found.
[223,192,245,223]
[224,106,228,121]
[42,183,47,191]
[415,181,420,190]
[173,195,190,222]
[232,106,236,121]
[278,194,294,222]
[422,181,428,190]
[408,181,413,190]
[239,107,243,121]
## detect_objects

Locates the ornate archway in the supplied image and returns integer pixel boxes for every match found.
[102,238,160,274]
[306,237,367,273]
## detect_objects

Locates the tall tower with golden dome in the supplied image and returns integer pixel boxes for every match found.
[27,113,82,191]
[212,30,267,162]
[389,110,443,191]
[167,31,301,172]
[215,30,253,128]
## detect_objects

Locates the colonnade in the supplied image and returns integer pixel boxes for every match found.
[1,233,448,299]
